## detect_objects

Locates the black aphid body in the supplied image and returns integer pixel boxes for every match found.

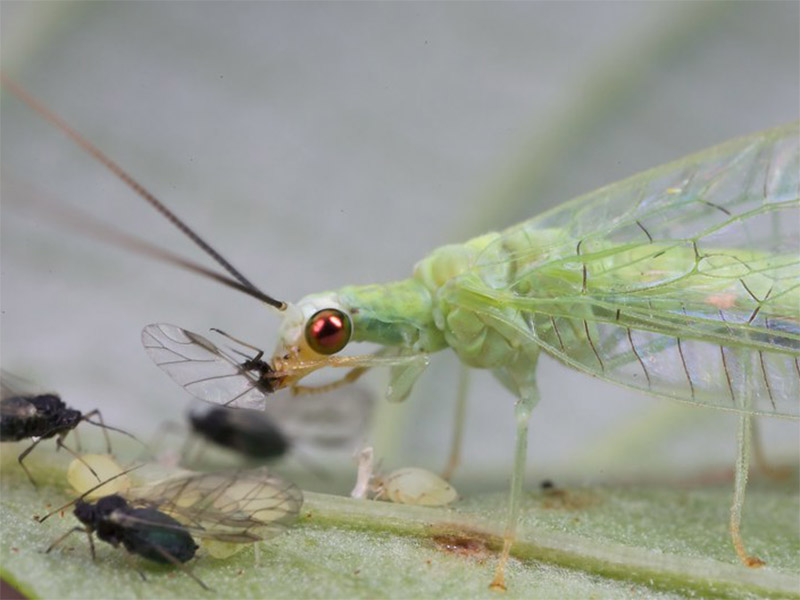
[0,394,82,441]
[74,495,198,564]
[189,405,289,460]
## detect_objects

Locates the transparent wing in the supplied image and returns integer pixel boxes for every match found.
[144,324,376,449]
[0,370,42,400]
[1,372,44,418]
[0,396,37,419]
[124,466,302,543]
[142,323,269,409]
[453,123,799,418]
[262,386,374,450]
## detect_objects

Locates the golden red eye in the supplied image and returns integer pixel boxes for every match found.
[305,309,352,355]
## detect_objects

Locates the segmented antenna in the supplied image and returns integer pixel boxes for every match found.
[37,462,146,523]
[1,73,286,311]
[7,175,283,305]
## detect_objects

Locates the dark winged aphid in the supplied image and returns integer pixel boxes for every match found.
[41,466,303,590]
[143,324,374,452]
[188,404,289,461]
[0,374,133,486]
[74,494,198,563]
[141,325,278,408]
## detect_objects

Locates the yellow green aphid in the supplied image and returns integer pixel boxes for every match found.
[4,74,797,589]
[379,467,459,507]
[67,454,130,500]
[349,447,458,506]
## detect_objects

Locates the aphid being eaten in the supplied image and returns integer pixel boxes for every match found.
[0,372,135,486]
[143,325,374,457]
[377,467,459,507]
[4,74,798,588]
[350,446,458,506]
[40,465,302,589]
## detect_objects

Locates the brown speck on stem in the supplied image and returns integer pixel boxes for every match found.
[432,533,492,563]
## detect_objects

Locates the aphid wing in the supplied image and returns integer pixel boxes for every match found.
[142,323,267,409]
[0,370,40,400]
[129,467,302,542]
[0,396,37,419]
[457,124,799,418]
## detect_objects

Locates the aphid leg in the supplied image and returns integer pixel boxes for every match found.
[210,328,264,359]
[44,526,91,556]
[750,418,790,480]
[152,545,210,590]
[291,366,368,396]
[350,446,376,499]
[16,437,45,487]
[120,552,147,581]
[490,376,539,591]
[72,423,84,452]
[729,412,765,567]
[81,409,112,453]
[86,529,97,560]
[179,429,203,468]
[441,365,470,481]
[55,435,102,484]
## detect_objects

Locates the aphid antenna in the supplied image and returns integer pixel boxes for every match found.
[37,462,146,523]
[0,73,287,312]
[79,410,149,452]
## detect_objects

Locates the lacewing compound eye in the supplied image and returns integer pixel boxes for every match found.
[305,309,352,355]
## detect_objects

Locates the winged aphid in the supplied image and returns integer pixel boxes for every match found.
[39,465,303,589]
[144,325,374,455]
[0,372,137,486]
[187,404,289,462]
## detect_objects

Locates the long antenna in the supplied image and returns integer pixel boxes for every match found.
[5,175,284,306]
[37,462,146,523]
[1,73,286,311]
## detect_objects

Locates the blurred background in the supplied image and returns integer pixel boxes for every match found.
[1,2,798,491]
